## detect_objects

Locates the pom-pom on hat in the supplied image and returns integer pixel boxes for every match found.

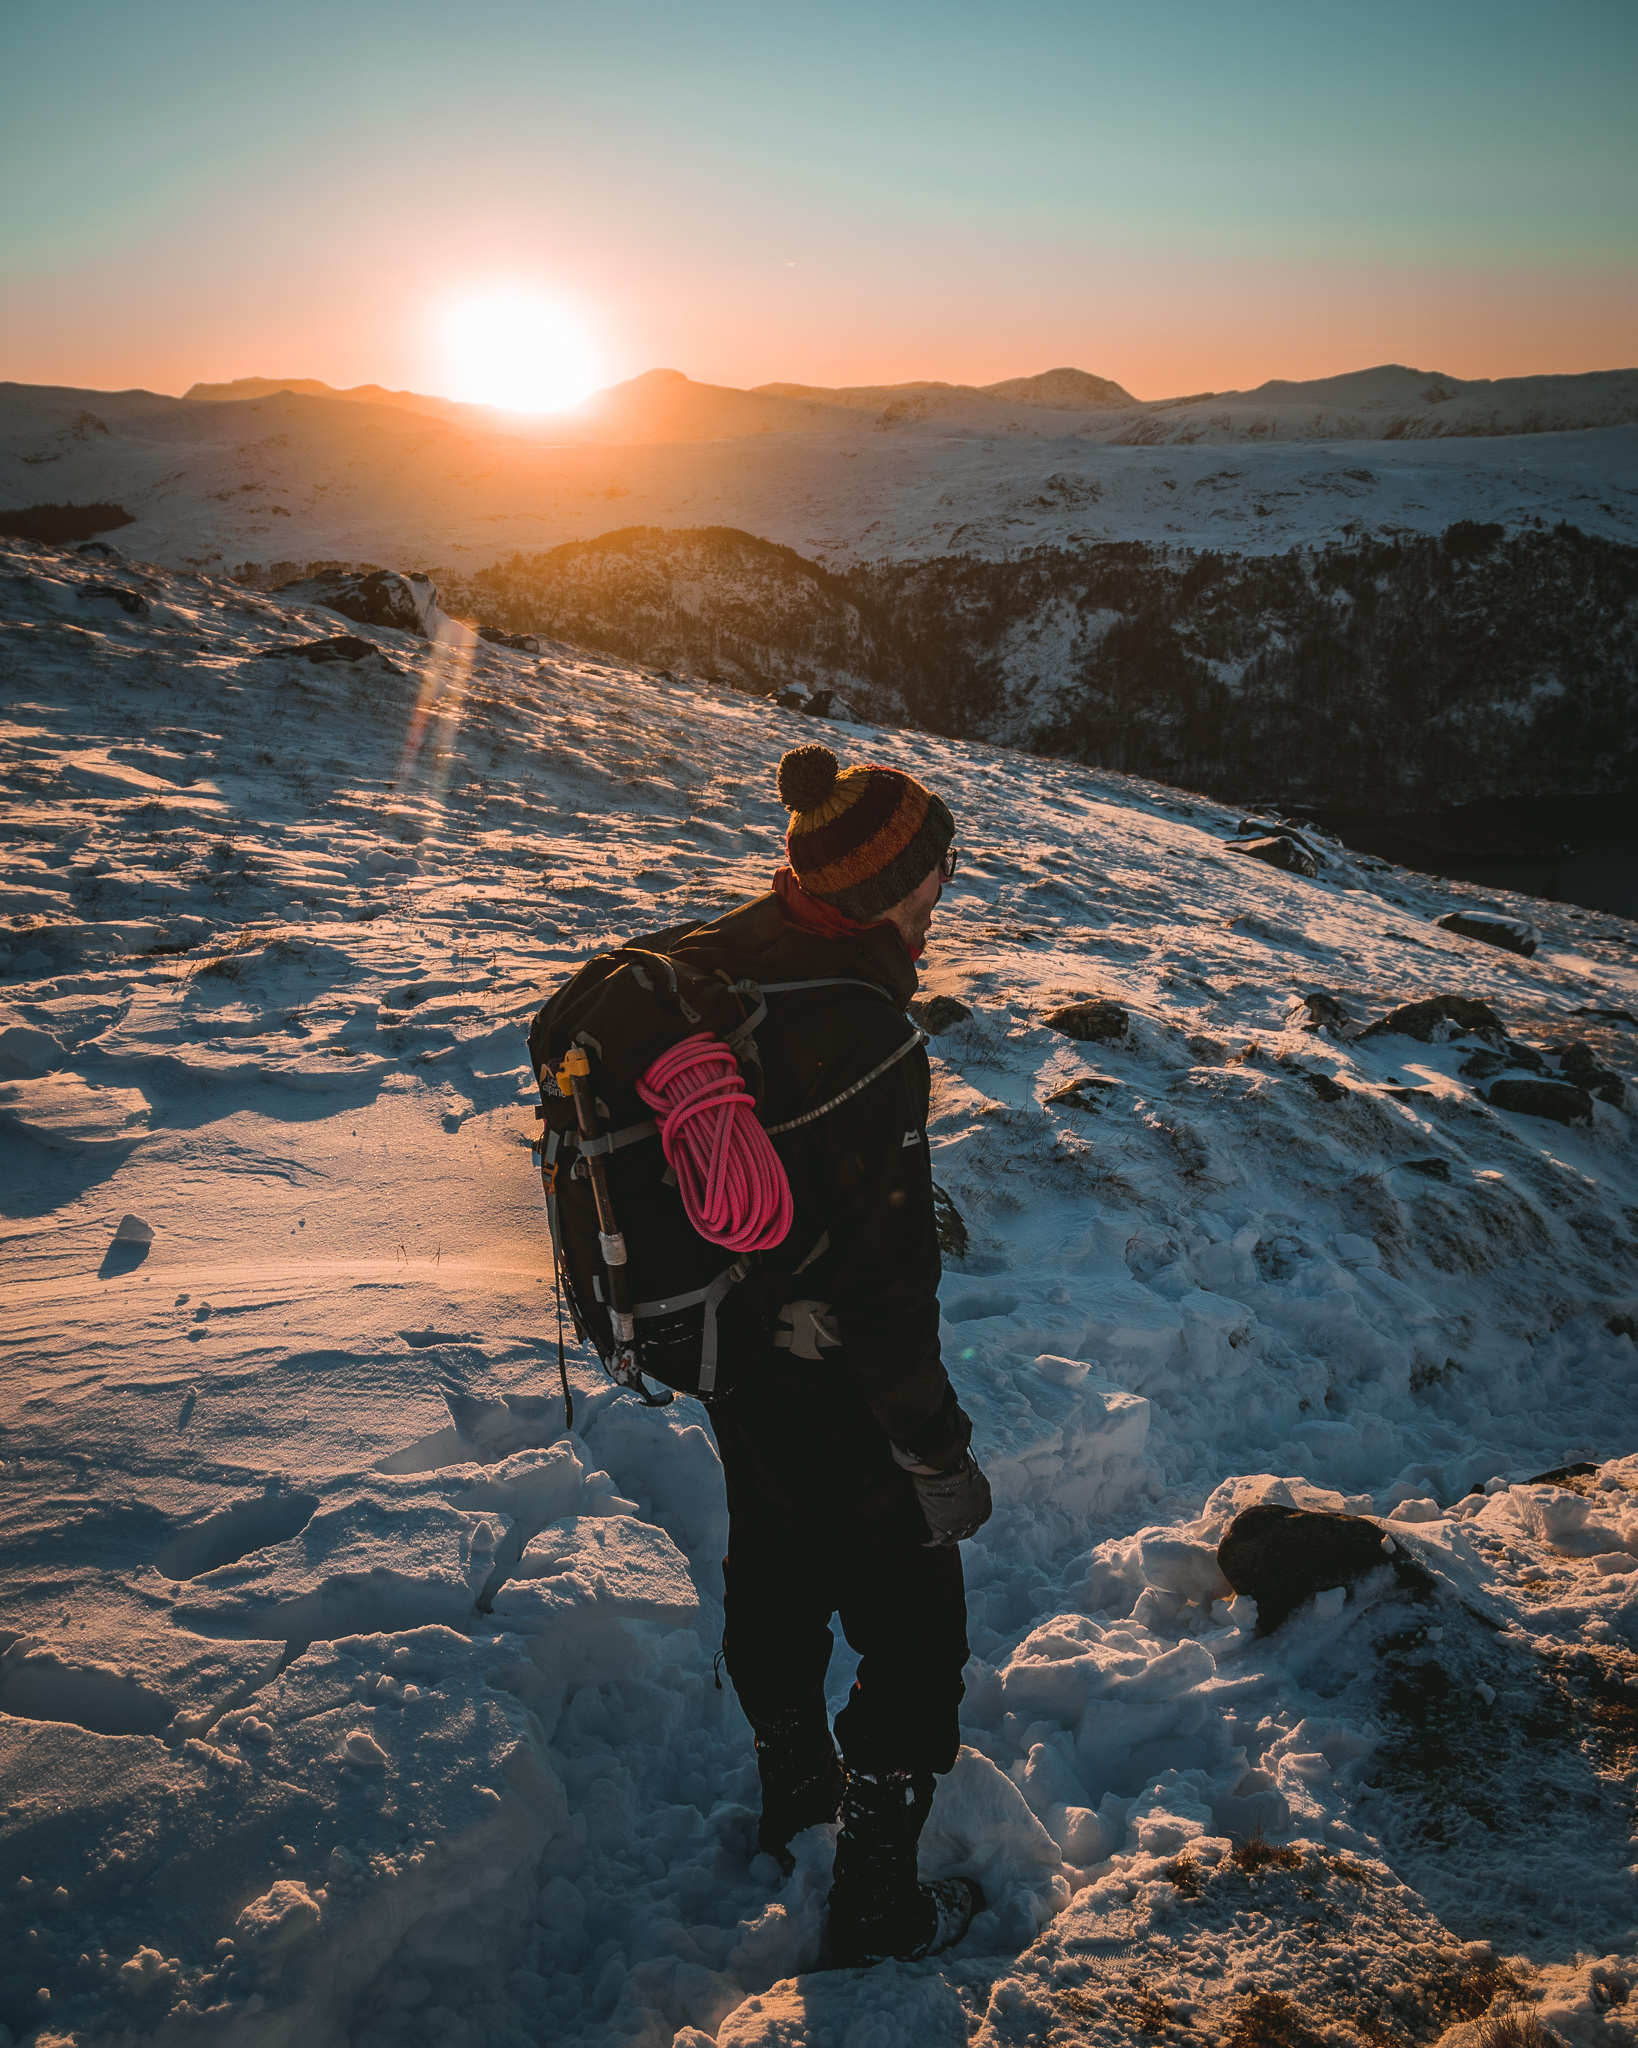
[777,742,954,921]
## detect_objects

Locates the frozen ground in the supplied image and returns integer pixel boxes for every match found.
[3,377,1637,573]
[1,538,1636,2048]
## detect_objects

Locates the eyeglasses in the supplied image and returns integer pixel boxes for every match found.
[939,846,960,882]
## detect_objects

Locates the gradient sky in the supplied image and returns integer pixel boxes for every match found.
[3,0,1634,405]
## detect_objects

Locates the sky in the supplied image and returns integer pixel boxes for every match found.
[2,0,1634,408]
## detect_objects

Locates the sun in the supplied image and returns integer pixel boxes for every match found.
[438,287,600,414]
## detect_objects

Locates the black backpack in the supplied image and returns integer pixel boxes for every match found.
[528,932,921,1413]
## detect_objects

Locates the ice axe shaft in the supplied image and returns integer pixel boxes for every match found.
[557,1047,635,1344]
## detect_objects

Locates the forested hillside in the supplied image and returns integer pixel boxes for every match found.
[427,522,1638,811]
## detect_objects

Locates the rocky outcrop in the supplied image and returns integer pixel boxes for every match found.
[1360,995,1506,1046]
[1487,1077,1595,1125]
[260,635,404,672]
[1228,833,1318,878]
[1287,989,1354,1033]
[1218,1504,1429,1635]
[276,569,476,649]
[1437,909,1541,956]
[1043,998,1129,1044]
[908,995,973,1034]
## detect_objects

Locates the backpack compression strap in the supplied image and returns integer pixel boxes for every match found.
[763,1028,929,1136]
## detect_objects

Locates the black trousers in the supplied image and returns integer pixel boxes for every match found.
[711,1351,970,1778]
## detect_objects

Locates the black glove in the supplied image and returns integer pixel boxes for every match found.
[901,1447,993,1546]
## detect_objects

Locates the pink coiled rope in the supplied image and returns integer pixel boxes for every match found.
[637,1031,794,1252]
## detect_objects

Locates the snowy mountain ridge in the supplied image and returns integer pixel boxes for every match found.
[1,539,1637,2047]
[5,376,1636,577]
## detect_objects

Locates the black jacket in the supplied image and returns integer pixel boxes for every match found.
[645,891,968,1472]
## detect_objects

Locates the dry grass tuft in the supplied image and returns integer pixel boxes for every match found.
[1163,1854,1203,1897]
[1475,2013,1555,2047]
[1231,1826,1303,1875]
[1224,1989,1326,2047]
[187,927,281,983]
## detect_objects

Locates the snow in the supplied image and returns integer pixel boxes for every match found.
[4,377,1637,574]
[2,536,1637,2045]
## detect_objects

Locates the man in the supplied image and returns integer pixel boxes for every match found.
[666,741,993,1967]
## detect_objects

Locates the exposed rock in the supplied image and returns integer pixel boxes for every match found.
[804,687,862,722]
[78,582,149,618]
[478,627,541,653]
[1046,1074,1121,1111]
[1436,908,1541,957]
[260,635,404,672]
[1239,817,1323,860]
[1286,988,1353,1033]
[1400,1157,1452,1181]
[909,994,973,1034]
[1486,1077,1594,1125]
[275,568,472,646]
[1555,1041,1628,1107]
[1218,1503,1427,1635]
[1297,1071,1350,1102]
[1459,1040,1545,1080]
[1360,994,1506,1046]
[1043,998,1129,1044]
[1227,834,1318,878]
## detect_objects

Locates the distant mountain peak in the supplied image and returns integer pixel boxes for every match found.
[980,367,1138,410]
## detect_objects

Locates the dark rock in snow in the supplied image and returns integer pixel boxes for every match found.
[1459,1041,1546,1080]
[1218,1504,1428,1635]
[1486,1076,1594,1125]
[1239,817,1325,861]
[909,995,973,1034]
[1297,1071,1350,1102]
[1556,1041,1628,1107]
[1228,834,1318,878]
[1044,998,1129,1044]
[478,627,541,653]
[260,636,404,673]
[1046,1074,1121,1111]
[1360,994,1506,1046]
[804,688,862,722]
[1400,1157,1452,1181]
[78,582,149,617]
[1437,909,1541,957]
[276,568,435,637]
[1287,988,1353,1033]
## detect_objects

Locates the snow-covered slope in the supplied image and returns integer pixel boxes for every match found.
[4,376,1636,575]
[2,539,1637,2048]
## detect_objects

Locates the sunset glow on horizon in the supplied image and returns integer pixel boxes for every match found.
[437,287,601,414]
[1,1,1634,404]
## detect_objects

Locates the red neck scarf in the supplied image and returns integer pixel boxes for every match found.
[773,866,920,961]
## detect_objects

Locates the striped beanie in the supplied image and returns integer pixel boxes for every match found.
[777,743,955,921]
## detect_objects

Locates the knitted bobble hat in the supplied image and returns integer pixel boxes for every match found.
[777,742,955,921]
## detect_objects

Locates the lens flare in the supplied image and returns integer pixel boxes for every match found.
[438,287,599,413]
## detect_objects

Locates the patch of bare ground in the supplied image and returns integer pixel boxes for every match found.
[1024,1851,1521,2048]
[1538,1640,1638,1787]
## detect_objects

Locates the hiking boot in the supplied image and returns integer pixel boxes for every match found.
[829,1874,984,1968]
[827,1766,984,1966]
[755,1717,845,1873]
